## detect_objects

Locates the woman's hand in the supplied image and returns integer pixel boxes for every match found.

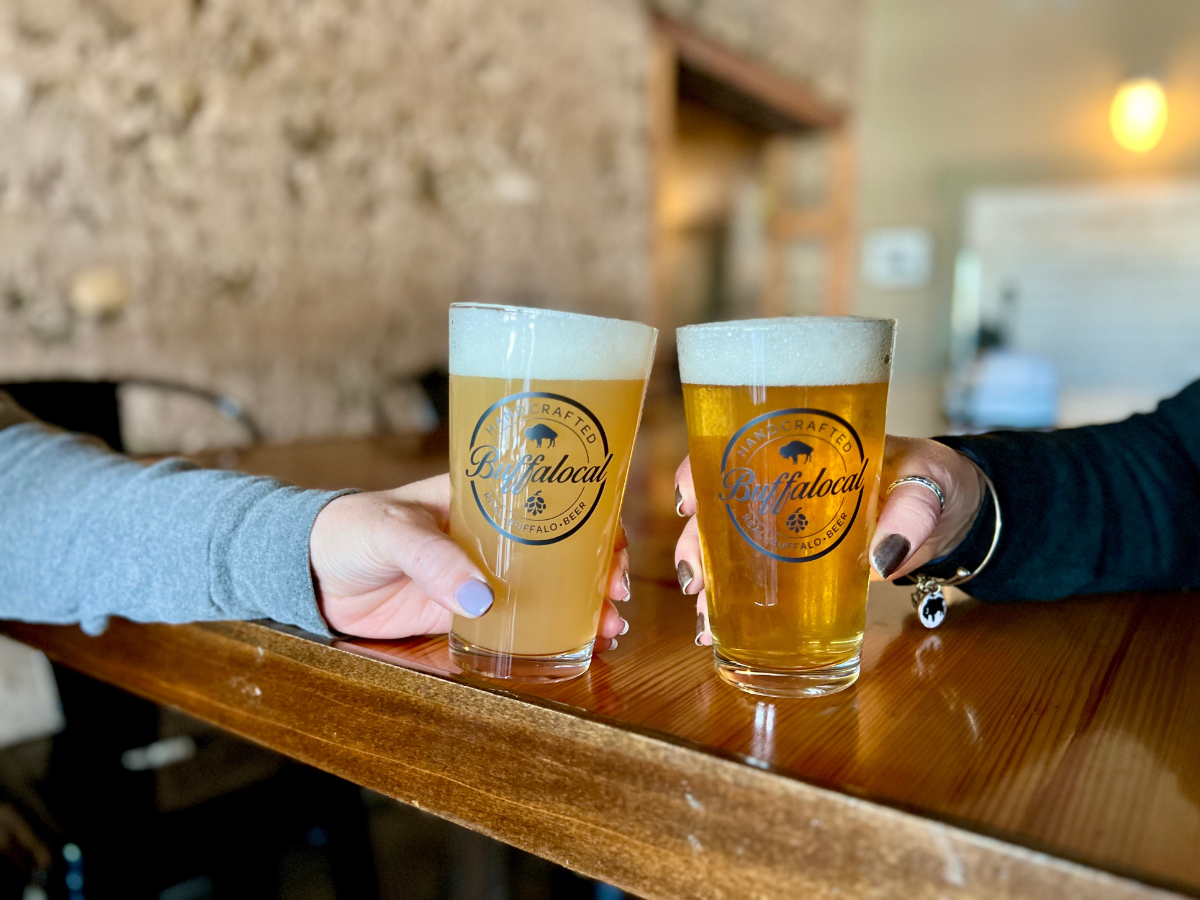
[673,437,986,643]
[310,474,630,646]
[870,437,986,581]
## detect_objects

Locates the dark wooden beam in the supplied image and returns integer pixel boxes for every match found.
[655,15,846,130]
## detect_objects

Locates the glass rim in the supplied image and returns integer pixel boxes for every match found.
[677,315,895,337]
[451,301,658,338]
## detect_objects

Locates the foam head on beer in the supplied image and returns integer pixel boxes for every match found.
[450,304,656,382]
[677,315,894,387]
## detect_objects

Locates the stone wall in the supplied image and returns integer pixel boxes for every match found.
[0,0,858,448]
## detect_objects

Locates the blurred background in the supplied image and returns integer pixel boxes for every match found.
[2,0,1198,446]
[3,0,1200,896]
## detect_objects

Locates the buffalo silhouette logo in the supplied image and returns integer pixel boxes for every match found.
[918,590,946,628]
[778,440,813,465]
[524,423,558,448]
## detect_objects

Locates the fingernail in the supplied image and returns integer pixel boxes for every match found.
[455,578,494,617]
[608,638,618,651]
[677,560,694,593]
[618,618,629,636]
[872,534,911,579]
[694,613,706,646]
[620,568,631,601]
[675,485,685,517]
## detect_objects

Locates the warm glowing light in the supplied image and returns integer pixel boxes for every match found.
[1110,78,1168,153]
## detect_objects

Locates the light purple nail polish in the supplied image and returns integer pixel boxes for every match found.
[455,578,494,617]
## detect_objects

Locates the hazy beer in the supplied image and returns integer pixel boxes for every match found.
[448,304,656,681]
[678,317,895,696]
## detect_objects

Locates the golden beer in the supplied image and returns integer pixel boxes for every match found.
[448,304,656,681]
[678,317,895,696]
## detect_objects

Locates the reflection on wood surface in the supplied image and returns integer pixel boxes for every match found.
[341,582,1200,896]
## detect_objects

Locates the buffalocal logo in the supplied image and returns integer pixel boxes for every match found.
[464,392,611,545]
[718,408,868,563]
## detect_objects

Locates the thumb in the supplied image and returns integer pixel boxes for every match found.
[870,477,942,580]
[870,437,981,581]
[392,521,495,618]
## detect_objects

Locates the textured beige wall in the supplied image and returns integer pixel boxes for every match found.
[0,0,655,443]
[0,0,859,446]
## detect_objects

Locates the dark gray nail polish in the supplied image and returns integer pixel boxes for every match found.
[455,578,495,617]
[677,560,694,593]
[621,568,631,601]
[675,485,685,517]
[872,534,911,579]
[695,613,706,646]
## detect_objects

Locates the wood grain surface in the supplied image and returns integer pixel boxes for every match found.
[5,399,1199,900]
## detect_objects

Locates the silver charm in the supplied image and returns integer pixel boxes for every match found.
[912,576,947,629]
[901,464,1002,632]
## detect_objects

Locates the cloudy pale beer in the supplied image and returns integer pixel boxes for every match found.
[678,317,895,697]
[448,304,656,681]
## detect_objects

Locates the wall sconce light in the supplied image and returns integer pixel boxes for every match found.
[1110,78,1168,153]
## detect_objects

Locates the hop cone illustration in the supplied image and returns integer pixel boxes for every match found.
[786,508,807,534]
[525,490,547,516]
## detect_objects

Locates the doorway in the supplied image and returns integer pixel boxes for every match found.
[648,16,854,359]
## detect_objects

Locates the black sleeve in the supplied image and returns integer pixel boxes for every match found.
[916,380,1200,601]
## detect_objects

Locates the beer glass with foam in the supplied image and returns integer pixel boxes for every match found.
[448,303,657,681]
[677,317,895,696]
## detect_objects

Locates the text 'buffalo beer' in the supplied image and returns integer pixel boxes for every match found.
[448,303,656,681]
[678,317,895,697]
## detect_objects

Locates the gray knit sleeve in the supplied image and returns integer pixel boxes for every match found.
[0,417,349,636]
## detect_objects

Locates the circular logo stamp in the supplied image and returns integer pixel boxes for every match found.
[464,391,612,546]
[718,408,868,563]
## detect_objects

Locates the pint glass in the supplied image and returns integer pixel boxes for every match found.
[448,303,657,681]
[677,317,895,697]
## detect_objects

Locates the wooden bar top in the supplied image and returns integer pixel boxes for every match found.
[4,404,1199,900]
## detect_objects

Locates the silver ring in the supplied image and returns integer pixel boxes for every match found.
[887,475,945,513]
